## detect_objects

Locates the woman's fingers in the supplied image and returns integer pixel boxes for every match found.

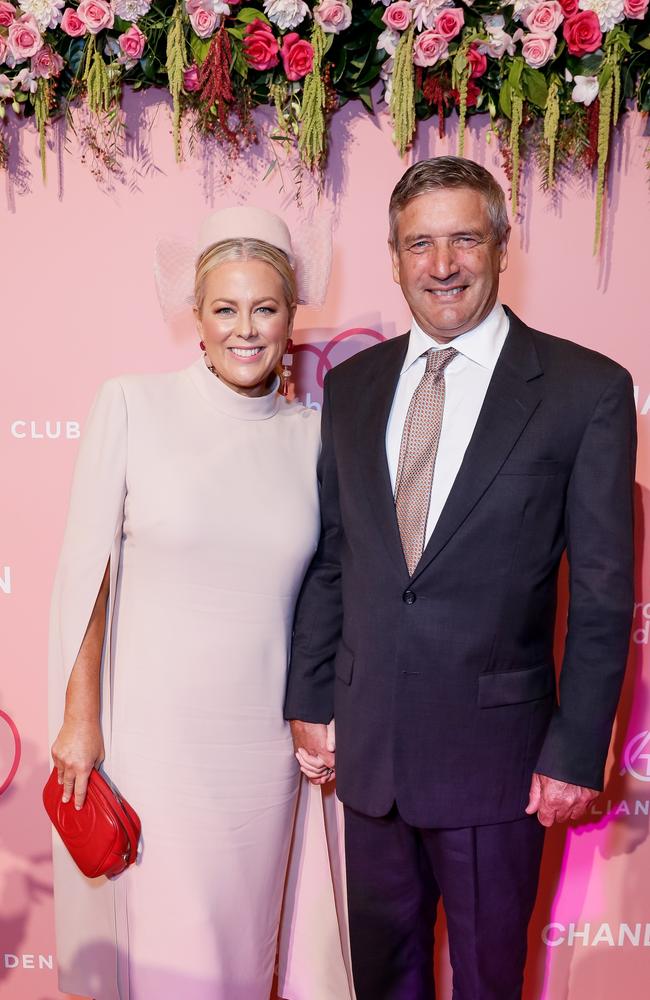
[296,749,336,783]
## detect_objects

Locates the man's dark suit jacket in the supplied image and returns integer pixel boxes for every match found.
[284,309,637,829]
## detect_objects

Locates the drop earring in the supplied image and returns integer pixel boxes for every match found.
[280,338,294,398]
[199,340,206,352]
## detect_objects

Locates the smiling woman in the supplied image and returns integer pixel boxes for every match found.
[194,242,297,399]
[47,207,351,1000]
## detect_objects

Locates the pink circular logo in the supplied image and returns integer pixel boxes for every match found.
[0,709,21,795]
[294,327,386,388]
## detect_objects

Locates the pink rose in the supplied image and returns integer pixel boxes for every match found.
[0,36,7,64]
[183,62,200,91]
[60,7,87,35]
[412,29,449,67]
[521,30,557,67]
[31,43,64,78]
[525,1,563,32]
[281,32,313,81]
[467,42,487,77]
[382,1,412,32]
[434,8,464,41]
[314,0,352,34]
[243,19,279,71]
[77,0,114,34]
[0,2,15,27]
[623,0,648,17]
[189,6,217,38]
[118,23,146,60]
[558,0,578,14]
[562,11,602,56]
[7,14,42,61]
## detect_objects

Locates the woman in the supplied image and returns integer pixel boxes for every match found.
[48,207,351,1000]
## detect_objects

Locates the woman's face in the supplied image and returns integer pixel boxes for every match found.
[195,258,295,398]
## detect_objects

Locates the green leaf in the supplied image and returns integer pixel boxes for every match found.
[522,67,548,110]
[356,86,374,112]
[226,25,247,40]
[236,7,270,24]
[579,52,605,74]
[499,78,512,120]
[190,35,211,65]
[639,37,650,51]
[231,44,249,80]
[599,63,613,90]
[508,56,525,95]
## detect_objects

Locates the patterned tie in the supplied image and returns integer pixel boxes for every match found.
[395,346,458,575]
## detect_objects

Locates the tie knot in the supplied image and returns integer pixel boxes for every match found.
[425,346,458,375]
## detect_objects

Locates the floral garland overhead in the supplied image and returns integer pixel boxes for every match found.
[0,0,648,245]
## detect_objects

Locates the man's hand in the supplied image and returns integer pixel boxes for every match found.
[526,772,598,827]
[290,720,336,785]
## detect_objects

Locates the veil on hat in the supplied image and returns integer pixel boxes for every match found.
[154,205,333,326]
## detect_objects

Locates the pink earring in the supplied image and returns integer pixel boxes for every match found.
[280,338,294,398]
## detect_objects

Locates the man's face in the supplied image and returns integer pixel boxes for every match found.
[390,187,509,343]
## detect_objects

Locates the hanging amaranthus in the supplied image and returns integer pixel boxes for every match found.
[167,1,187,161]
[299,24,327,169]
[543,77,560,188]
[87,48,112,115]
[197,25,237,142]
[34,78,51,181]
[452,43,470,157]
[390,25,415,158]
[594,74,613,253]
[509,92,523,217]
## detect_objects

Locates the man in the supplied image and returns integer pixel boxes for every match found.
[284,157,636,999]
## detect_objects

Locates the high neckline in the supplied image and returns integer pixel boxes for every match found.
[188,357,281,421]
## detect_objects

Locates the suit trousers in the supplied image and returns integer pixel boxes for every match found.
[344,804,545,1000]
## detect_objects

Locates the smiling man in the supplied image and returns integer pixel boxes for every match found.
[285,157,637,999]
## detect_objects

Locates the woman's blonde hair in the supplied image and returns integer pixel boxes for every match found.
[194,238,297,313]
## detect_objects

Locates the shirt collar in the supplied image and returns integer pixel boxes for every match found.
[402,302,509,375]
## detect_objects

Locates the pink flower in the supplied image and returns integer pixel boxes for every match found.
[524,1,563,32]
[562,11,601,56]
[0,2,15,27]
[60,7,87,34]
[467,42,487,77]
[77,0,114,34]
[31,44,64,78]
[243,19,279,70]
[0,36,7,64]
[382,1,412,31]
[183,62,200,91]
[7,14,42,62]
[434,7,464,41]
[558,0,578,13]
[118,22,145,60]
[520,30,557,67]
[189,6,218,37]
[281,32,313,80]
[412,29,448,67]
[314,0,352,34]
[623,0,648,16]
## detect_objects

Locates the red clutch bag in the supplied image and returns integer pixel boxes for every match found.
[43,766,141,879]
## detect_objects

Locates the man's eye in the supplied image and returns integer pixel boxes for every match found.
[409,241,432,253]
[455,237,479,248]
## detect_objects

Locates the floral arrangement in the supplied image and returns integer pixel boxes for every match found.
[0,0,648,244]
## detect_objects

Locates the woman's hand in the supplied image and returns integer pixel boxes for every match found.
[51,718,105,810]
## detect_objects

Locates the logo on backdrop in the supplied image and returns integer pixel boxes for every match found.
[0,710,21,795]
[294,327,386,409]
[0,565,10,595]
[542,923,650,947]
[2,955,54,970]
[621,731,650,782]
[9,420,80,439]
[632,601,650,644]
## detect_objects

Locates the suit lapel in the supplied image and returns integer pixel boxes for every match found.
[356,334,411,582]
[411,312,544,583]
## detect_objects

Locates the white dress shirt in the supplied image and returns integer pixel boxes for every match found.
[386,302,509,547]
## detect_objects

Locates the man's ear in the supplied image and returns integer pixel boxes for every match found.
[498,227,511,274]
[389,241,401,285]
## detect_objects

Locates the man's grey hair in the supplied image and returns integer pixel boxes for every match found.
[388,156,510,247]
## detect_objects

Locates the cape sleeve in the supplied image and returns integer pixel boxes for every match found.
[48,378,128,748]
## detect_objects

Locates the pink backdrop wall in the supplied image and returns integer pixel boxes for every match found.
[1,93,649,999]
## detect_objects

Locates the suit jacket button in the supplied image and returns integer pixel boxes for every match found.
[403,590,417,605]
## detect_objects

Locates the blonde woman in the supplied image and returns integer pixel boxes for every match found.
[48,208,350,1000]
